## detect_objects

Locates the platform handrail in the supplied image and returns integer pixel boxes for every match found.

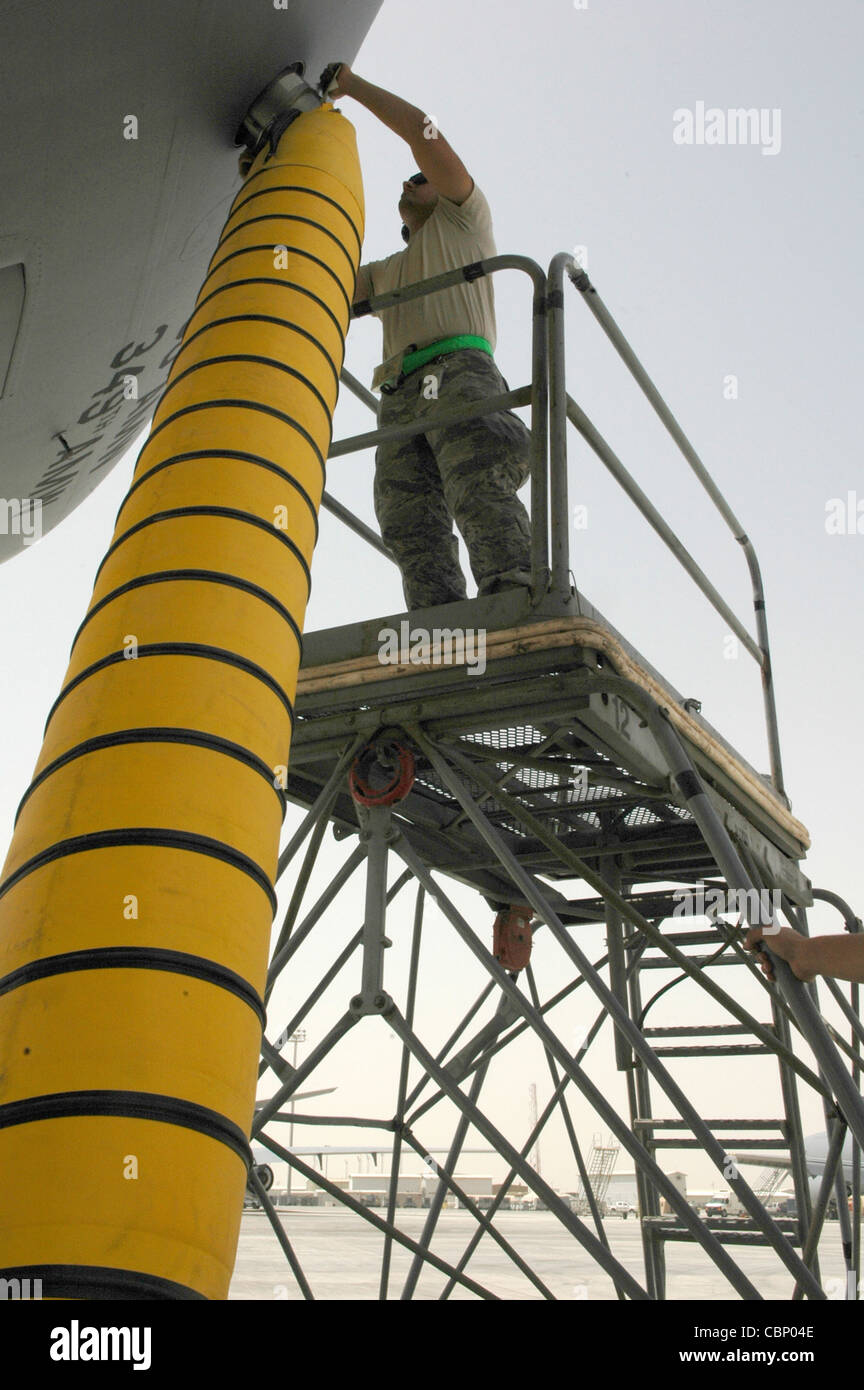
[550,252,786,796]
[335,248,786,796]
[563,391,762,663]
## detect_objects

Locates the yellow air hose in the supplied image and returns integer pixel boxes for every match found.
[0,103,363,1300]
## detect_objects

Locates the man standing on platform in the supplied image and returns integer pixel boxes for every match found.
[327,63,533,612]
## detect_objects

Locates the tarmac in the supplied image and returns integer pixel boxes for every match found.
[228,1206,851,1301]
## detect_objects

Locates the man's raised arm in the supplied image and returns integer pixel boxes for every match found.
[328,64,474,205]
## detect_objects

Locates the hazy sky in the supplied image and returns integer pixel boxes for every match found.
[1,0,861,1213]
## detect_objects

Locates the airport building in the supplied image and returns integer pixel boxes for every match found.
[284,1172,496,1209]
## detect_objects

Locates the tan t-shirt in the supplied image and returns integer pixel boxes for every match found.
[357,182,497,390]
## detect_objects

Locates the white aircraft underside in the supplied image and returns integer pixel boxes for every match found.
[0,0,382,562]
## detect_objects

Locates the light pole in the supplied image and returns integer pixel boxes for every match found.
[286,1029,306,1200]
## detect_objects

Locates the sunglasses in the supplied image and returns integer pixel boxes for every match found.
[407,172,428,185]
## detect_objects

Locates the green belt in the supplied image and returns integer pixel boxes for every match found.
[400,334,493,378]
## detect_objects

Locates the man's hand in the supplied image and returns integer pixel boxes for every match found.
[747,927,864,985]
[325,62,353,100]
[744,924,817,982]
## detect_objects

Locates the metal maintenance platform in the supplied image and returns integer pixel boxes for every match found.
[249,253,863,1301]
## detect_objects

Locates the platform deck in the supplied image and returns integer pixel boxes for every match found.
[286,591,810,908]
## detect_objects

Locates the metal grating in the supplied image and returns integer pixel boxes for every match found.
[623,806,664,828]
[402,723,697,861]
[463,725,547,751]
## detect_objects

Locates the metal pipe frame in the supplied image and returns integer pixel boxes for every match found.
[523,957,633,1300]
[523,663,862,1125]
[257,800,659,1298]
[398,1127,558,1300]
[409,728,823,1297]
[247,1166,314,1301]
[260,864,414,1094]
[276,733,366,878]
[821,895,864,1295]
[781,892,861,1300]
[563,392,763,664]
[735,848,817,1273]
[242,709,863,1297]
[431,702,824,1097]
[546,253,572,597]
[624,926,667,1298]
[272,772,766,1289]
[565,260,786,795]
[641,706,864,1154]
[256,785,628,1296]
[379,884,424,1299]
[404,950,612,1127]
[384,1000,653,1300]
[321,489,396,563]
[329,387,532,458]
[399,1000,504,1300]
[791,1117,847,1301]
[405,706,855,1262]
[437,996,614,1300]
[257,1132,501,1300]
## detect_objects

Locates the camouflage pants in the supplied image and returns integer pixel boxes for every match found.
[374,349,532,610]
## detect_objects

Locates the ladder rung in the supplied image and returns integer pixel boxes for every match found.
[634,1118,786,1130]
[642,1025,769,1037]
[651,1044,773,1057]
[638,954,745,970]
[630,930,732,949]
[648,1137,790,1149]
[644,1219,800,1248]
